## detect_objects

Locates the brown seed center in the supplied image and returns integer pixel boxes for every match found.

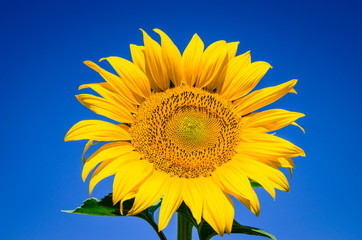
[130,86,242,178]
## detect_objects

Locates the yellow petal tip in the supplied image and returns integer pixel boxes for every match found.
[64,132,71,142]
[193,33,199,38]
[83,60,95,68]
[290,88,298,94]
[158,226,165,233]
[78,84,88,90]
[81,171,87,182]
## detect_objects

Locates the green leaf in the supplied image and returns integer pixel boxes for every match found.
[198,219,277,240]
[250,179,263,188]
[148,198,162,219]
[230,221,277,240]
[176,202,198,227]
[175,203,276,240]
[62,197,120,216]
[63,194,276,240]
[62,194,166,240]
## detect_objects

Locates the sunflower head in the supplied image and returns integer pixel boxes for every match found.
[65,28,305,236]
[131,86,242,179]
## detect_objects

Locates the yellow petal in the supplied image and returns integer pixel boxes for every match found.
[181,178,203,224]
[233,79,298,116]
[291,122,305,133]
[130,44,146,72]
[231,128,296,169]
[206,41,240,91]
[200,177,234,237]
[218,51,251,94]
[76,94,135,123]
[140,29,169,91]
[82,140,94,164]
[91,151,141,178]
[128,171,169,215]
[65,120,131,142]
[226,41,239,61]
[89,151,141,196]
[158,177,183,232]
[205,66,227,91]
[237,130,305,158]
[196,41,229,89]
[154,29,182,87]
[223,193,234,234]
[212,162,260,216]
[222,61,272,101]
[100,57,151,98]
[113,160,153,204]
[235,157,295,176]
[79,82,137,113]
[83,61,141,105]
[287,167,293,180]
[242,109,305,132]
[120,192,136,215]
[82,141,134,181]
[232,154,290,199]
[118,123,130,132]
[181,34,204,86]
[258,159,287,169]
[272,157,295,169]
[290,88,297,94]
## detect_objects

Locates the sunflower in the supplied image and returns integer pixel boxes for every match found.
[65,29,305,236]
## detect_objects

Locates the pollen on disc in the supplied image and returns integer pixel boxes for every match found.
[130,86,242,178]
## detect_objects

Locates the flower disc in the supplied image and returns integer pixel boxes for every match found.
[131,86,242,178]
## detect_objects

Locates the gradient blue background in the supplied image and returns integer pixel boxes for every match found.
[1,0,361,239]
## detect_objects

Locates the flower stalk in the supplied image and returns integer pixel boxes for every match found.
[177,213,193,240]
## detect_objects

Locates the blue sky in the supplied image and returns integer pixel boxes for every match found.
[1,0,362,239]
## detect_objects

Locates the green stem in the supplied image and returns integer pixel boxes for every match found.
[177,212,193,240]
[139,215,167,240]
[149,220,168,240]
